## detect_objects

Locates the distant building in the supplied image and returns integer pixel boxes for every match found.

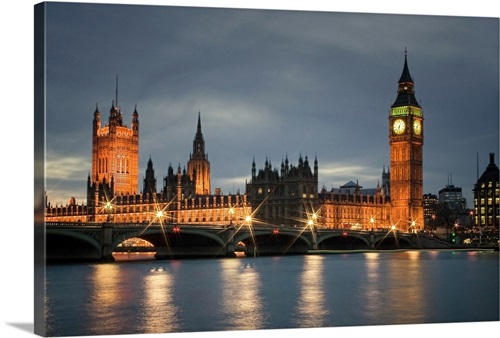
[438,176,466,211]
[473,153,499,228]
[423,193,438,225]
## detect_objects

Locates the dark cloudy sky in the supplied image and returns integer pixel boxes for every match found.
[41,1,499,208]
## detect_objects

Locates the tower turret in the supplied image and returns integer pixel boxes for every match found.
[143,156,157,199]
[187,111,211,195]
[90,80,139,197]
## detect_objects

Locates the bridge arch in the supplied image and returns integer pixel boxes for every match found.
[374,234,413,249]
[111,227,227,250]
[317,232,371,250]
[112,226,230,258]
[46,229,102,261]
[234,229,311,255]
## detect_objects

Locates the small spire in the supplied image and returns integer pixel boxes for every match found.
[197,110,202,135]
[115,74,119,108]
[398,48,413,83]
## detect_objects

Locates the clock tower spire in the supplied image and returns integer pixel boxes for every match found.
[389,50,424,232]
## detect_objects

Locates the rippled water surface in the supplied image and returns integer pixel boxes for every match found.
[45,250,499,336]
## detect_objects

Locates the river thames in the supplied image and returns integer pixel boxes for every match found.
[44,250,499,337]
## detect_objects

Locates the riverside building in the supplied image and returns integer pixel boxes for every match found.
[46,54,424,232]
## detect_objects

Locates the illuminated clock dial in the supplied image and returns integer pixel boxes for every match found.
[393,119,405,134]
[413,120,422,135]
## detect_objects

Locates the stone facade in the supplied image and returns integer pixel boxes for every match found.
[46,54,424,233]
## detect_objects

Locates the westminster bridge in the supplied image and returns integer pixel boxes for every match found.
[44,221,453,262]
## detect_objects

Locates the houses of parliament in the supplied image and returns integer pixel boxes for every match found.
[45,54,425,232]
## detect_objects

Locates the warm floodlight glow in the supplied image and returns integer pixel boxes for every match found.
[308,219,314,226]
[391,225,396,231]
[245,215,252,223]
[156,211,163,218]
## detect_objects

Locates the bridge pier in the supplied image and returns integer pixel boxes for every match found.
[411,234,423,249]
[101,223,115,262]
[370,231,375,249]
[311,229,318,250]
[224,227,236,257]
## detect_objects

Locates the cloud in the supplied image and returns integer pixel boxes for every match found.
[319,161,382,188]
[45,151,91,204]
[41,3,498,210]
[46,152,90,181]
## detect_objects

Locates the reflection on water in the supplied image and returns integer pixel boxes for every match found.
[140,267,180,333]
[294,255,329,328]
[383,251,427,324]
[220,259,265,330]
[361,251,429,324]
[362,251,382,322]
[45,250,499,336]
[86,264,130,336]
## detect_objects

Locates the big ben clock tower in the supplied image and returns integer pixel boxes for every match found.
[389,51,424,232]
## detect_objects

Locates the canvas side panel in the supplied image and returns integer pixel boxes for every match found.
[34,2,46,337]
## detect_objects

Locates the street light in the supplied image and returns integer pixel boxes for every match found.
[409,220,417,233]
[156,210,164,224]
[104,201,113,222]
[228,207,235,226]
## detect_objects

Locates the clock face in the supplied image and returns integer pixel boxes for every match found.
[413,120,422,135]
[393,119,405,134]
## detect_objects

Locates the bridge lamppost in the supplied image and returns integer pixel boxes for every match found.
[370,217,375,231]
[408,220,416,233]
[156,210,164,225]
[104,201,113,222]
[101,201,115,262]
[243,215,256,257]
[228,207,235,227]
[308,213,318,250]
